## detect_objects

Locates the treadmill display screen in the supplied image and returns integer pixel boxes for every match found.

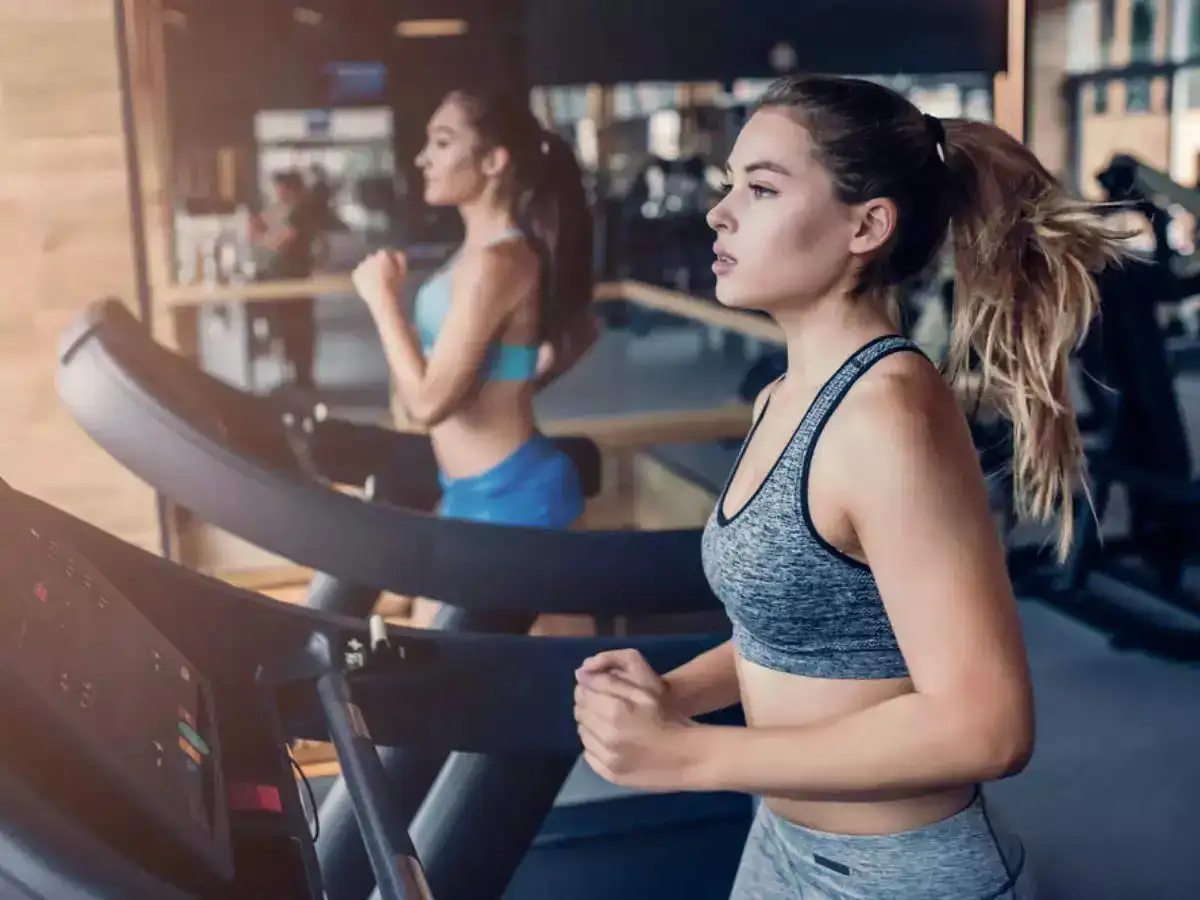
[0,515,232,884]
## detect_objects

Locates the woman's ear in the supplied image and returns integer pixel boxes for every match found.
[848,197,898,257]
[480,145,512,180]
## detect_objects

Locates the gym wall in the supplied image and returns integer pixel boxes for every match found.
[0,1,159,551]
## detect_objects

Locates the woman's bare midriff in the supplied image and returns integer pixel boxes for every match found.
[428,380,538,479]
[426,249,542,479]
[735,654,976,835]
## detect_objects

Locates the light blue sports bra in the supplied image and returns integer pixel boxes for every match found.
[412,228,539,382]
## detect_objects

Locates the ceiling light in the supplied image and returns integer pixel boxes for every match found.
[394,19,469,38]
[293,7,323,26]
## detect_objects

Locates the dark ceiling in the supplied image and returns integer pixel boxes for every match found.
[158,0,1010,155]
[160,0,1010,89]
[524,0,1010,84]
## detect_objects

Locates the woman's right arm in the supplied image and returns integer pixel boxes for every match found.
[662,640,740,719]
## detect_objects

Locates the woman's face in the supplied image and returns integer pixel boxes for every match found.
[414,100,492,207]
[707,108,878,313]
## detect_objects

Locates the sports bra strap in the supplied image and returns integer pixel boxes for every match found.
[482,227,525,247]
[793,334,924,467]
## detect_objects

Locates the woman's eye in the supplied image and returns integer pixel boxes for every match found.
[714,181,775,199]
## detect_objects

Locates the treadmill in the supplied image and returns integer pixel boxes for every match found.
[56,299,748,900]
[0,477,747,900]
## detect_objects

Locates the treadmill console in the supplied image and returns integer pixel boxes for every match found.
[0,511,232,891]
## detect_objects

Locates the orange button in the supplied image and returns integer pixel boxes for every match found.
[178,735,202,766]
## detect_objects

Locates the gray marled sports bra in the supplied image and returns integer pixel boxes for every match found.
[702,335,925,680]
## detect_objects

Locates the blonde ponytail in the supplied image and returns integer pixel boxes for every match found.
[757,75,1135,558]
[941,120,1133,559]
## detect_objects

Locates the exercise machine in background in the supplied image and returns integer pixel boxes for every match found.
[1095,153,1200,372]
[1006,257,1200,663]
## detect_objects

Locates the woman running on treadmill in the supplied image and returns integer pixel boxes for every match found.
[573,74,1131,899]
[352,89,597,528]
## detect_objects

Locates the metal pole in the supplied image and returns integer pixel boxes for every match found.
[112,0,174,559]
[316,670,433,900]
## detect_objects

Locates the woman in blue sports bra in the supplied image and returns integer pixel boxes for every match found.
[351,89,597,530]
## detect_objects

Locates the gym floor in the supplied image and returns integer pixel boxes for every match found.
[252,292,1200,900]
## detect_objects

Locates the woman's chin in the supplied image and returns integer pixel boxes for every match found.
[713,282,752,309]
[714,283,776,316]
[422,186,457,207]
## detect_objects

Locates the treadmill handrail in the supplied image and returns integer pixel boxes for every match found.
[266,623,723,752]
[57,301,721,615]
[13,482,725,753]
[311,633,433,900]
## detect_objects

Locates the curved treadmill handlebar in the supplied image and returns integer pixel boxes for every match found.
[56,299,718,616]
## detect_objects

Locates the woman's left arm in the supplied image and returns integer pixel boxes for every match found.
[686,376,1035,799]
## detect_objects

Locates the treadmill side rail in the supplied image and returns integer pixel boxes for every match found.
[395,855,435,900]
[311,629,433,900]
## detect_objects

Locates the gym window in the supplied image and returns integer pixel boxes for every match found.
[1127,0,1156,112]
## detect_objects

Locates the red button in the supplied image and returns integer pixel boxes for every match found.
[227,783,283,813]
[33,583,47,603]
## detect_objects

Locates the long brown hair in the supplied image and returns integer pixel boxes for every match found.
[445,89,594,342]
[757,75,1131,559]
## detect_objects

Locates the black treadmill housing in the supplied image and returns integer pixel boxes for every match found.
[0,480,745,900]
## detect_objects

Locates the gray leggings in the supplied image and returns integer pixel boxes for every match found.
[729,791,1035,899]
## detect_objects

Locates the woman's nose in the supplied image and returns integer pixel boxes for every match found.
[706,197,734,233]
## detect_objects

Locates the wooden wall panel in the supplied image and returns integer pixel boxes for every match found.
[0,0,158,550]
[993,0,1028,141]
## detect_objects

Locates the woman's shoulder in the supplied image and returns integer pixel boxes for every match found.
[824,350,969,470]
[455,238,540,301]
[462,235,539,272]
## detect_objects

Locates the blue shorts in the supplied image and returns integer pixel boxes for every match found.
[437,434,585,529]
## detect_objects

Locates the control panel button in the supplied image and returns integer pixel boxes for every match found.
[178,721,210,757]
[344,638,366,671]
[179,736,203,766]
